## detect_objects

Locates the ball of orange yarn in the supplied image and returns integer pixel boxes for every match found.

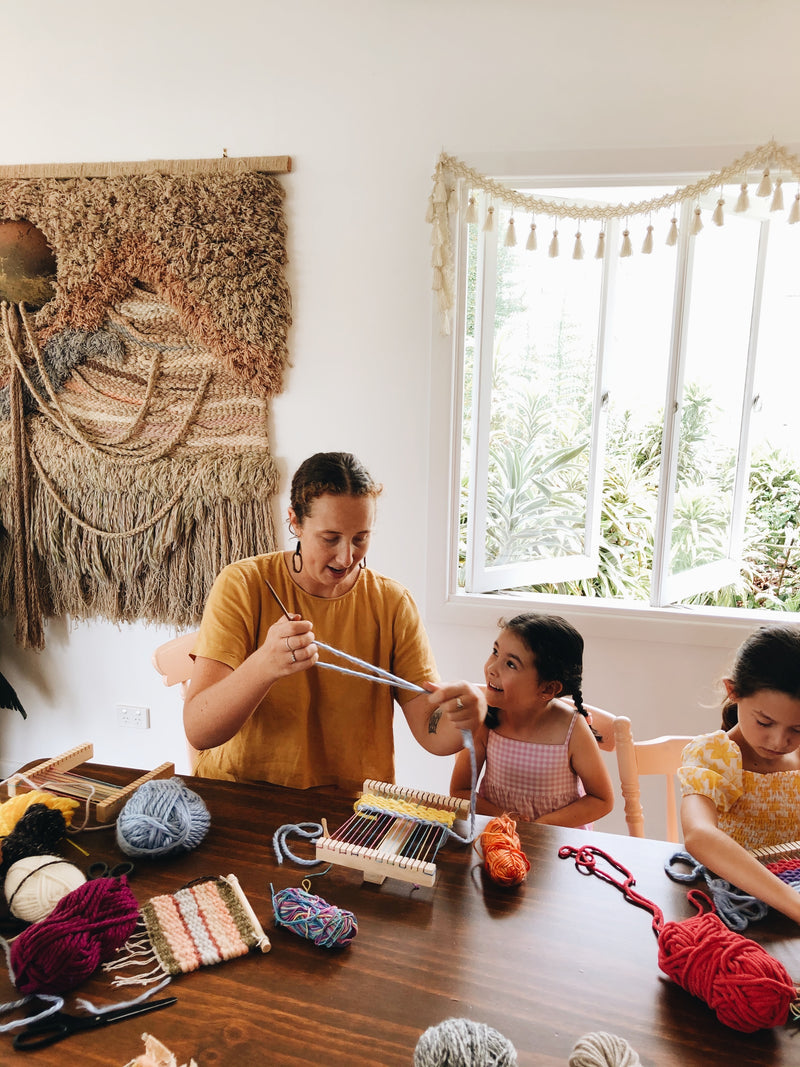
[479,814,530,886]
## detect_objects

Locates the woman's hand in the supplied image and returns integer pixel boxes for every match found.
[423,681,487,736]
[257,613,319,678]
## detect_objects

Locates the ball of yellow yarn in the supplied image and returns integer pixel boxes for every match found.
[5,854,86,922]
[0,791,79,837]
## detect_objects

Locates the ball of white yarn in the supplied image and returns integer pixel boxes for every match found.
[569,1031,642,1067]
[4,854,86,923]
[413,1018,517,1067]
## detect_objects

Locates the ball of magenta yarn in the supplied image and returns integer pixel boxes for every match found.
[115,776,210,859]
[10,876,139,995]
[657,909,796,1032]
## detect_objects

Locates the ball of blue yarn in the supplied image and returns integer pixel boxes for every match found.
[116,777,210,859]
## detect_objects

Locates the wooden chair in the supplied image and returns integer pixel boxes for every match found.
[153,631,200,766]
[613,715,693,842]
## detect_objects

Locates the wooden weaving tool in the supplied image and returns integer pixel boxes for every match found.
[315,779,472,887]
[6,742,174,824]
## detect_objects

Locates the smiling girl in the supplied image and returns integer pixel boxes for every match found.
[449,614,614,827]
[679,624,800,924]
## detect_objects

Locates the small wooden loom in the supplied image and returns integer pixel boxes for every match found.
[751,840,800,891]
[6,742,174,824]
[315,779,472,887]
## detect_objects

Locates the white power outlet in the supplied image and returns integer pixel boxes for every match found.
[116,703,150,730]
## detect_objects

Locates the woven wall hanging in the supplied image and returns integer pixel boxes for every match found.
[0,154,292,648]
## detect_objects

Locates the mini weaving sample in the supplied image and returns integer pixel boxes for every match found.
[106,876,269,986]
[315,780,472,887]
[764,856,800,890]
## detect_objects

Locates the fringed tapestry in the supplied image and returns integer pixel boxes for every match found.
[0,155,293,648]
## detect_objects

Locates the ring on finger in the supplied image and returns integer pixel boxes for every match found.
[285,636,294,653]
[291,650,297,663]
[456,697,464,710]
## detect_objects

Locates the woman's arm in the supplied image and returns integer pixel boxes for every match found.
[183,615,318,751]
[535,716,615,828]
[401,681,487,757]
[681,793,800,923]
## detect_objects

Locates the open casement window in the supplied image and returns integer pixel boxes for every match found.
[651,198,764,605]
[457,178,792,608]
[462,198,611,594]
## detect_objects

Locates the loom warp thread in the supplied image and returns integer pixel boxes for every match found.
[413,1018,517,1066]
[116,777,210,858]
[559,844,798,1033]
[271,882,357,948]
[478,814,530,887]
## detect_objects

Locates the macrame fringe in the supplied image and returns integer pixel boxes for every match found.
[0,156,291,180]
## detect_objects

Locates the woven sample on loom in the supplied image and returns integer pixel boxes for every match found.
[106,876,269,986]
[765,857,800,890]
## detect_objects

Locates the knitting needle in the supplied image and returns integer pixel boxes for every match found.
[264,580,426,694]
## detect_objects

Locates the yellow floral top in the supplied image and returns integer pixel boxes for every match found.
[678,730,800,850]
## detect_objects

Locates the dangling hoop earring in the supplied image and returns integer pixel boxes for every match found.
[359,557,367,570]
[292,541,303,573]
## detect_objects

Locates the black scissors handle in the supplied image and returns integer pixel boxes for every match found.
[13,997,177,1050]
[87,860,135,880]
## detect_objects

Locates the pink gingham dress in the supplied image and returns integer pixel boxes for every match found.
[477,712,589,825]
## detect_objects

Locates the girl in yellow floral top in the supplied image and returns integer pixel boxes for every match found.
[679,624,800,924]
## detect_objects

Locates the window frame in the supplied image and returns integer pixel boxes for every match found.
[425,144,800,640]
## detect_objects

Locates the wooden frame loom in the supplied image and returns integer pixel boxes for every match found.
[316,779,471,887]
[6,742,174,824]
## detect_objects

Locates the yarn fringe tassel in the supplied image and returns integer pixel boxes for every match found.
[0,425,278,638]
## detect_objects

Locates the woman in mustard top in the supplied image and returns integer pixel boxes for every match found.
[183,451,483,792]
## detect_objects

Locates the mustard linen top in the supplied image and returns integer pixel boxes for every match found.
[192,553,438,792]
[678,730,800,850]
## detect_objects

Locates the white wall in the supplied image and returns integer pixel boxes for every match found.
[2,0,799,839]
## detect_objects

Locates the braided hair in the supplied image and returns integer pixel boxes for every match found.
[485,613,586,729]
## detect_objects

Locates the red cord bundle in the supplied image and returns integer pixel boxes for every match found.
[478,814,531,886]
[559,844,797,1033]
[10,875,139,995]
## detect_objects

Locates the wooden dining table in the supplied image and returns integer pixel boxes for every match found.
[1,760,800,1066]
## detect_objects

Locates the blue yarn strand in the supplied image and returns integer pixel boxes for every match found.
[664,850,769,931]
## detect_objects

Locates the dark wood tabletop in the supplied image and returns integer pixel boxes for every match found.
[2,762,800,1066]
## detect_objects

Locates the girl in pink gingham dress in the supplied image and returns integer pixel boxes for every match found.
[450,614,614,827]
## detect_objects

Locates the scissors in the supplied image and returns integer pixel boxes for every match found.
[87,860,135,880]
[12,996,177,1050]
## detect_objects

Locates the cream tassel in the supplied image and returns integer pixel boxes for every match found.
[525,222,538,251]
[691,207,703,235]
[620,229,632,257]
[756,169,772,197]
[482,206,495,232]
[465,196,478,225]
[712,198,725,226]
[666,217,679,246]
[504,218,517,247]
[433,177,448,204]
[789,193,800,224]
[447,187,459,213]
[548,229,559,258]
[572,232,585,260]
[735,183,750,212]
[770,178,784,212]
[595,230,606,259]
[641,225,654,254]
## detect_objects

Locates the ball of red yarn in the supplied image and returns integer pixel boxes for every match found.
[657,903,797,1033]
[479,814,531,887]
[10,876,139,996]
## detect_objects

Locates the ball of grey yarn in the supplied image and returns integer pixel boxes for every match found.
[413,1018,517,1067]
[569,1031,642,1067]
[115,776,211,858]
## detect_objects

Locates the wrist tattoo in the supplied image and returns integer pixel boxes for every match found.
[428,707,442,734]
